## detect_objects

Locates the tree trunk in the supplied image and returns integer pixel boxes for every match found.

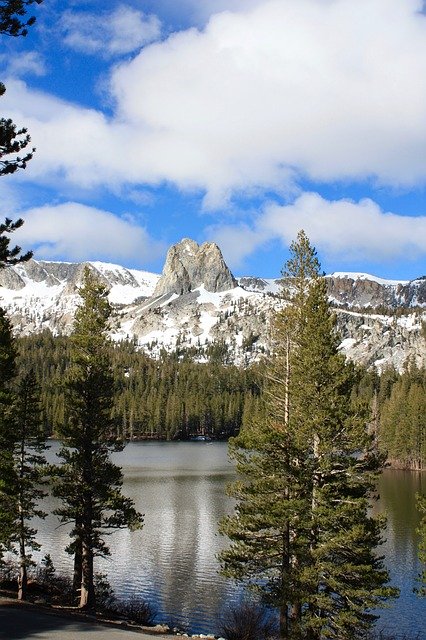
[17,530,27,601]
[73,535,82,601]
[18,433,27,601]
[280,605,288,639]
[79,539,95,610]
[285,334,290,428]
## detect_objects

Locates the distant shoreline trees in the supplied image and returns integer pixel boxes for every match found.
[13,327,426,470]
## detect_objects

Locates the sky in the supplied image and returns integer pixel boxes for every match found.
[1,0,426,280]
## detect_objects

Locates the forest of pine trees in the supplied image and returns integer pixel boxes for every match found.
[16,331,264,441]
[11,329,425,469]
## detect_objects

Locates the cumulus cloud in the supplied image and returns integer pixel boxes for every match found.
[61,4,161,57]
[2,0,426,202]
[208,193,426,268]
[13,202,164,265]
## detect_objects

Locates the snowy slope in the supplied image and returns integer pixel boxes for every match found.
[0,258,425,371]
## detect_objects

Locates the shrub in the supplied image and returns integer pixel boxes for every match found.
[32,555,74,604]
[0,557,17,589]
[108,595,158,626]
[218,599,278,640]
[94,572,116,611]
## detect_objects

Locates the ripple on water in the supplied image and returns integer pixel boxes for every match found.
[32,443,425,637]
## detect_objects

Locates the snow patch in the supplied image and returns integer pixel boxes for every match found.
[328,272,409,286]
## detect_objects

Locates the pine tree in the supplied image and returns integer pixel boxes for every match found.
[416,493,426,596]
[11,369,47,600]
[0,1,42,38]
[1,0,42,267]
[52,268,143,610]
[0,306,17,552]
[0,217,32,267]
[219,231,397,640]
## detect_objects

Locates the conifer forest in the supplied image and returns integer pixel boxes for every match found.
[13,328,426,470]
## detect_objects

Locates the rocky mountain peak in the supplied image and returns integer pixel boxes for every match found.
[153,238,237,297]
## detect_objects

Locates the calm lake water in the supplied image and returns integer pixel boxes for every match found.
[34,442,425,637]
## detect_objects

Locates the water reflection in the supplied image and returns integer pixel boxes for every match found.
[373,471,425,637]
[33,443,425,637]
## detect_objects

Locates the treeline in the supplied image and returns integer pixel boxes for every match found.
[352,364,426,470]
[16,331,263,441]
[15,331,425,466]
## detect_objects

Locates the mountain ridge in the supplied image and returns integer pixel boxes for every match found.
[0,239,425,372]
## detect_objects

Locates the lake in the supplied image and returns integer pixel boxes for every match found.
[34,442,425,637]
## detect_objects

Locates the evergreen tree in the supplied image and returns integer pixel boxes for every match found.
[219,231,396,640]
[379,364,426,470]
[0,306,17,552]
[416,493,426,596]
[0,217,32,267]
[0,1,42,38]
[52,268,143,610]
[1,0,41,266]
[11,369,47,600]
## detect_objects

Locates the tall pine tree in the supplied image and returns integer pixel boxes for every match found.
[219,231,397,640]
[0,307,17,553]
[11,369,47,600]
[1,0,42,267]
[52,268,143,610]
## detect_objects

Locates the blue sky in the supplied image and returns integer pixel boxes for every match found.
[1,0,425,280]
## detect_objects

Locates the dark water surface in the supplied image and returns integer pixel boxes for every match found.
[35,442,425,637]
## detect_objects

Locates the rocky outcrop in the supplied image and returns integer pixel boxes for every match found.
[238,276,274,292]
[0,245,425,372]
[0,266,25,290]
[153,238,237,297]
[326,274,426,309]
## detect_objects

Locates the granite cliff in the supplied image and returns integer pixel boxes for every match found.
[0,240,424,372]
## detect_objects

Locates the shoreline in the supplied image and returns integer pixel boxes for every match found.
[0,592,221,639]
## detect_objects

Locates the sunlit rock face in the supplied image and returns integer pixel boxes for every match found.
[0,240,425,372]
[153,238,237,297]
[326,273,426,309]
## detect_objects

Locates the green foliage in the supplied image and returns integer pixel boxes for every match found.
[0,217,32,267]
[416,493,426,596]
[349,363,426,471]
[220,232,396,640]
[16,331,263,441]
[10,369,47,599]
[0,1,40,266]
[51,268,143,609]
[378,365,426,470]
[0,0,42,38]
[0,306,18,552]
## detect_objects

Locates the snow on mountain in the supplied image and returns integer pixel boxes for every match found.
[0,242,425,372]
[328,272,409,286]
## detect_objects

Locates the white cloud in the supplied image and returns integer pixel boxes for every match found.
[62,4,161,57]
[206,222,267,268]
[208,193,426,267]
[13,202,164,265]
[262,194,426,260]
[2,0,426,202]
[0,51,46,77]
[153,0,267,25]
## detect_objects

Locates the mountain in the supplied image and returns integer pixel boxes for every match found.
[0,239,425,372]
